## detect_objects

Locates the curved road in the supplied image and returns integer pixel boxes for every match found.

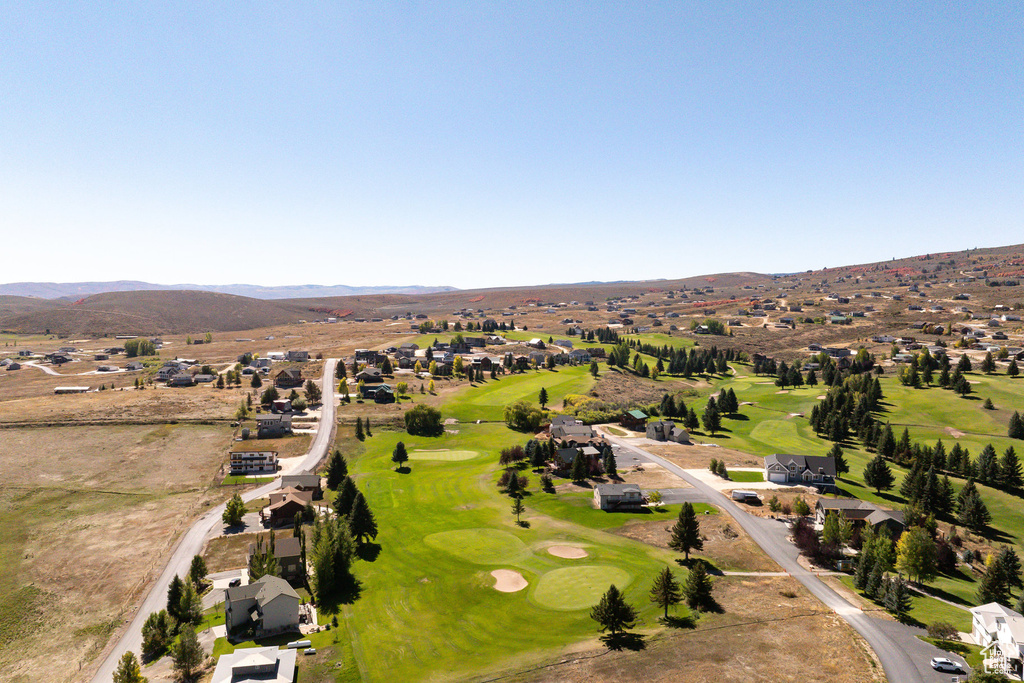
[606,435,964,683]
[88,359,338,683]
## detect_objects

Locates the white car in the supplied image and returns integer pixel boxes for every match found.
[930,657,964,673]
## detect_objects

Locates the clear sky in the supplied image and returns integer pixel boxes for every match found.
[2,3,1021,289]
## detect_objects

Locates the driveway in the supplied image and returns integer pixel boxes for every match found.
[605,434,971,683]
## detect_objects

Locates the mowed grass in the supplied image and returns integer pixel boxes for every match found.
[407,449,479,461]
[443,364,595,422]
[727,471,765,483]
[318,424,690,683]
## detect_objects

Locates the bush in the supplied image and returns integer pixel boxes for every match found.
[767,495,781,512]
[927,622,960,642]
[405,405,443,436]
[540,474,554,491]
[793,497,811,516]
[504,400,544,433]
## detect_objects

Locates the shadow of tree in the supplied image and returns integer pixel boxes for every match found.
[661,614,696,629]
[599,631,647,651]
[356,543,382,562]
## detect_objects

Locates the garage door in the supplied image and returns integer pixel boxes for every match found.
[768,472,787,483]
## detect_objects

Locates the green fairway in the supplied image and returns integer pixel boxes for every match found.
[532,565,633,610]
[424,528,531,564]
[444,364,596,422]
[408,449,478,461]
[317,423,691,683]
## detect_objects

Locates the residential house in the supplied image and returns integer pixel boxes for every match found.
[274,368,304,388]
[568,348,592,364]
[280,471,322,499]
[247,536,303,582]
[284,351,309,362]
[211,647,296,683]
[256,414,292,438]
[224,575,300,638]
[763,454,836,491]
[6,362,21,371]
[125,361,144,371]
[645,420,690,444]
[593,484,644,510]
[972,603,1024,679]
[361,383,395,404]
[168,373,196,387]
[620,409,648,431]
[53,386,89,394]
[262,493,309,527]
[356,367,383,383]
[229,451,279,476]
[550,423,598,446]
[814,499,904,536]
[527,351,547,366]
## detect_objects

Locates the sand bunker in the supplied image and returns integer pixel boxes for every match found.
[547,545,589,559]
[491,569,527,592]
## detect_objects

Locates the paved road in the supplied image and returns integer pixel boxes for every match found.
[606,435,968,683]
[88,359,338,683]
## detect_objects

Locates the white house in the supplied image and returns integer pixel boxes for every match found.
[229,450,279,476]
[211,646,296,683]
[973,602,1024,679]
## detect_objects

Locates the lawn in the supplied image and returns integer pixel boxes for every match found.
[308,423,695,683]
[837,576,972,632]
[727,470,765,483]
[443,364,596,422]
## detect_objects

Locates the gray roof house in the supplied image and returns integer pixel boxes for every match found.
[646,420,690,444]
[256,413,292,439]
[593,484,644,510]
[224,574,300,638]
[764,454,836,491]
[814,498,904,536]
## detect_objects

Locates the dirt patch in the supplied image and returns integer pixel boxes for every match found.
[614,507,780,572]
[614,462,691,489]
[510,576,882,683]
[945,426,965,438]
[491,569,527,593]
[741,490,822,519]
[644,444,763,469]
[547,545,589,559]
[593,369,707,407]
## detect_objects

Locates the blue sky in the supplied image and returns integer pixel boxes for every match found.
[2,3,1021,289]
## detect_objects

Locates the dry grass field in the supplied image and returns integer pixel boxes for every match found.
[0,424,233,683]
[614,506,782,573]
[643,444,764,469]
[506,576,882,683]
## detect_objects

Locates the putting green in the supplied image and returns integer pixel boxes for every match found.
[423,528,530,565]
[409,450,479,461]
[532,565,632,611]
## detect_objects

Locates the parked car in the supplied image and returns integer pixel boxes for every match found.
[930,657,964,673]
[228,578,241,587]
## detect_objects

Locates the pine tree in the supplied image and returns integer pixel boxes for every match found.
[1009,359,1020,377]
[348,492,378,544]
[649,566,683,620]
[1000,446,1022,489]
[391,441,409,470]
[977,444,1000,485]
[166,575,184,623]
[171,625,203,681]
[334,477,358,517]
[957,480,992,533]
[863,455,895,493]
[854,547,874,590]
[511,496,525,525]
[112,651,147,683]
[188,555,207,588]
[571,450,589,482]
[668,502,703,560]
[325,449,349,490]
[829,443,849,478]
[682,560,715,612]
[179,579,203,625]
[538,387,548,408]
[354,417,364,441]
[982,352,996,374]
[884,575,912,621]
[1010,411,1024,440]
[865,563,885,600]
[590,584,638,635]
[701,400,722,435]
[977,554,1011,605]
[603,447,617,477]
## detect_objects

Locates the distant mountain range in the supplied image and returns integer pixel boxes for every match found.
[0,281,458,300]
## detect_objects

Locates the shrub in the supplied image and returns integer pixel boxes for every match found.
[405,405,443,436]
[504,400,544,432]
[927,622,960,642]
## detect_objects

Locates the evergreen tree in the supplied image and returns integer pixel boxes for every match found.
[1010,411,1024,440]
[188,555,207,588]
[348,492,378,544]
[884,575,912,621]
[171,625,203,682]
[1000,446,1022,489]
[957,354,972,372]
[1009,359,1020,377]
[685,407,699,432]
[571,450,589,482]
[938,364,951,388]
[981,352,996,374]
[334,477,358,517]
[649,566,682,620]
[538,387,548,408]
[865,563,885,600]
[863,455,895,493]
[682,560,715,612]
[113,651,147,683]
[806,368,817,386]
[603,447,618,477]
[590,584,638,635]
[668,502,703,560]
[141,610,171,662]
[391,441,409,470]
[178,579,203,626]
[977,554,1012,606]
[354,417,364,441]
[854,547,874,590]
[251,372,262,388]
[829,443,849,478]
[166,575,185,623]
[977,444,1000,485]
[701,399,722,435]
[325,449,349,490]
[511,496,526,524]
[957,480,992,532]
